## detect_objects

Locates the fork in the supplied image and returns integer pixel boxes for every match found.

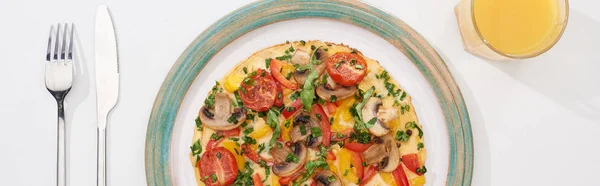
[45,23,74,186]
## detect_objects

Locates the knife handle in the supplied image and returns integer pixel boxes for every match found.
[57,101,66,186]
[97,120,107,186]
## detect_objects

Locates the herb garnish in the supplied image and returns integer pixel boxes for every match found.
[285,153,299,163]
[395,130,410,142]
[190,139,202,156]
[405,121,423,139]
[310,127,322,137]
[266,108,281,148]
[299,47,323,110]
[195,116,203,131]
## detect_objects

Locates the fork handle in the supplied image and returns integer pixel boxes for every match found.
[57,101,66,186]
[97,118,107,186]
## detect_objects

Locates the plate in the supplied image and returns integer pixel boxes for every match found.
[145,0,473,185]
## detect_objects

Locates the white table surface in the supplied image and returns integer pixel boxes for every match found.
[1,0,599,185]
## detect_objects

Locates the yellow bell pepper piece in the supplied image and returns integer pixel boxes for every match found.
[223,73,245,93]
[380,172,398,186]
[281,119,293,141]
[281,63,295,77]
[270,174,281,186]
[331,97,356,132]
[409,175,426,186]
[249,119,272,140]
[221,140,245,171]
[337,148,359,183]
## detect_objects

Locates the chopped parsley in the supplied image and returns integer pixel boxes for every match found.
[246,113,254,120]
[216,152,222,159]
[400,104,410,114]
[311,45,316,50]
[327,175,336,182]
[195,116,203,131]
[285,72,293,80]
[349,128,371,144]
[284,120,291,128]
[418,142,424,150]
[233,91,244,107]
[258,143,266,154]
[210,133,224,140]
[265,58,272,69]
[190,139,202,156]
[290,91,301,101]
[242,136,257,145]
[405,121,424,139]
[310,127,322,137]
[300,125,307,135]
[211,173,217,183]
[204,82,220,108]
[343,169,349,176]
[330,95,337,102]
[300,40,306,45]
[285,153,299,163]
[227,115,238,124]
[243,127,254,135]
[334,62,342,69]
[395,130,410,142]
[355,64,364,70]
[233,162,255,185]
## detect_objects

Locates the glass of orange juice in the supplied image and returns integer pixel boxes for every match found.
[455,0,569,61]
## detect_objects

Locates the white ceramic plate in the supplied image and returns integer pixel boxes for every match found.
[169,19,449,186]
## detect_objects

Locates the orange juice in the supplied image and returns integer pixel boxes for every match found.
[473,0,560,55]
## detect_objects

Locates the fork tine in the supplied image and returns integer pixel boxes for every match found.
[60,23,68,61]
[68,23,74,61]
[47,25,54,62]
[53,23,61,62]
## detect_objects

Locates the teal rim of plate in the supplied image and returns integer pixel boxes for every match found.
[145,0,474,185]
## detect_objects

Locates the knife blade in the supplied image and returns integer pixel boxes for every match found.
[95,5,119,186]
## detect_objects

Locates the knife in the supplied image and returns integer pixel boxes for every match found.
[95,5,119,186]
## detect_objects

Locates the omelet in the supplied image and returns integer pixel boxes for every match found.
[190,41,427,186]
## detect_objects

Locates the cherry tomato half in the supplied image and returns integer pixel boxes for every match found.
[198,147,238,186]
[239,69,278,111]
[325,52,368,86]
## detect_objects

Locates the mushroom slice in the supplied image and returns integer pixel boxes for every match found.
[289,112,323,148]
[362,134,400,172]
[293,48,327,86]
[313,170,342,186]
[362,97,390,136]
[316,74,358,101]
[198,93,246,130]
[362,142,388,166]
[270,142,308,177]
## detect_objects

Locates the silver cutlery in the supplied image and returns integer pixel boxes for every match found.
[95,5,120,186]
[45,23,74,186]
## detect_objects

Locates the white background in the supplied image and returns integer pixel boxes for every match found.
[1,0,599,186]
